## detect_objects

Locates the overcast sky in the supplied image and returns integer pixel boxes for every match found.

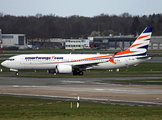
[0,0,162,17]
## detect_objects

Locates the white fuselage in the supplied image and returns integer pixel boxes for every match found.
[1,54,147,71]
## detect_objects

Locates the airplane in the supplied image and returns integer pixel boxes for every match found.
[1,27,153,76]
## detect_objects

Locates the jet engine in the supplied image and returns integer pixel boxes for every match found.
[56,64,72,73]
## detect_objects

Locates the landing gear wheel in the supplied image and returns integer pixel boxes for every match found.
[73,70,84,76]
[79,71,83,76]
[54,73,56,75]
[15,72,19,76]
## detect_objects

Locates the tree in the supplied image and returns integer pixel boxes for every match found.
[0,13,162,39]
[101,30,115,36]
[120,12,132,18]
[89,31,100,37]
[131,16,140,35]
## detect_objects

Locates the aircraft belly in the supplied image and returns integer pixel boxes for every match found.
[21,63,55,70]
[10,62,24,70]
[91,62,125,70]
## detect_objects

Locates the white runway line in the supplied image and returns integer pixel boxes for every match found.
[12,85,48,88]
[94,88,134,92]
[62,81,85,84]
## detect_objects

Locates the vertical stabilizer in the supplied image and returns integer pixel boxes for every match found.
[129,27,153,56]
[117,27,153,57]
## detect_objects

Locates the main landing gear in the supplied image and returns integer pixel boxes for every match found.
[73,70,84,76]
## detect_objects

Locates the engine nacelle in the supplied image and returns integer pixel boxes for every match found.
[56,64,72,73]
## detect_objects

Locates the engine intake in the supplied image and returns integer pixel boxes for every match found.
[56,64,72,73]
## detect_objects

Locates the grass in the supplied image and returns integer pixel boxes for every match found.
[0,96,162,120]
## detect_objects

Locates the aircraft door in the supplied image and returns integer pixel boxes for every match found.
[19,56,26,69]
[125,58,128,66]
[20,56,24,64]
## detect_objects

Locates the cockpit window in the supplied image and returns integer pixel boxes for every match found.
[7,59,15,61]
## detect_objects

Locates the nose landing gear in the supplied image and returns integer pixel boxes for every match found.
[15,72,19,76]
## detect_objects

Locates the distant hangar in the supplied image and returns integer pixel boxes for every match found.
[0,29,26,49]
[89,36,162,50]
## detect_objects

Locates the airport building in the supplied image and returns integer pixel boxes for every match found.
[27,38,65,49]
[150,36,162,49]
[65,39,89,49]
[89,36,162,50]
[27,38,90,49]
[0,29,26,49]
[1,28,162,50]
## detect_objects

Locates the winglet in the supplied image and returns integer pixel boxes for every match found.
[109,52,117,64]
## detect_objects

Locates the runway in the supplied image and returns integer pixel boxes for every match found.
[0,76,162,107]
[147,57,162,63]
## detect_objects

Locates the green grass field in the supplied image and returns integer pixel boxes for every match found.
[0,96,162,120]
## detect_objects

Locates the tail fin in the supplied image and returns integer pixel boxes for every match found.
[117,27,153,57]
[129,27,153,56]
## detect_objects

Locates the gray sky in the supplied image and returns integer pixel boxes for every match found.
[0,0,162,17]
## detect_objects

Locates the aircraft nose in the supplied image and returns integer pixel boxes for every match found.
[1,61,7,67]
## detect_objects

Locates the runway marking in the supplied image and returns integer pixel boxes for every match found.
[62,81,85,84]
[92,82,107,85]
[94,88,134,92]
[12,85,48,88]
[13,85,19,87]
[95,89,104,91]
[69,94,78,96]
[140,81,162,82]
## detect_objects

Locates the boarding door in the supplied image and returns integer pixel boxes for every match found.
[20,56,24,64]
[125,58,128,66]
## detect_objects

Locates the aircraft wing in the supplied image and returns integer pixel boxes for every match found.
[70,52,117,70]
[136,56,152,60]
[71,60,108,70]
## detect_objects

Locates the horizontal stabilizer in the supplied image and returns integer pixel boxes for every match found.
[136,56,152,60]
